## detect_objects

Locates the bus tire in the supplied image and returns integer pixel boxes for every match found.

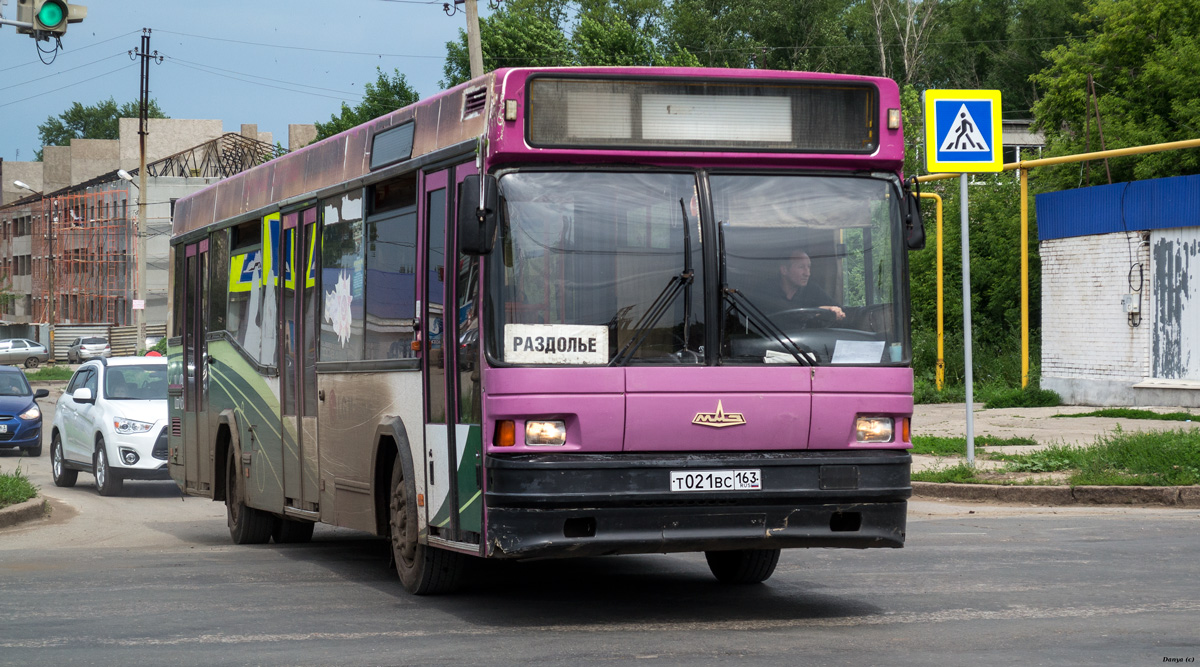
[226,448,273,545]
[273,518,315,544]
[389,457,464,595]
[704,548,781,584]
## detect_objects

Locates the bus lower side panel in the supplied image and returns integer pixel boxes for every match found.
[484,450,910,559]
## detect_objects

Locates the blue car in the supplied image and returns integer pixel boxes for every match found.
[0,366,49,457]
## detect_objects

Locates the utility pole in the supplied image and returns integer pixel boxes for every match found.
[466,0,483,78]
[130,28,161,354]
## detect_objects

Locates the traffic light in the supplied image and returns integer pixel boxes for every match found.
[14,0,86,37]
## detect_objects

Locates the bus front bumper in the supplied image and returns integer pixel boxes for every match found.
[484,450,910,559]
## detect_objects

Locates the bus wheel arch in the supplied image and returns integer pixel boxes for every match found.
[374,418,464,594]
[372,418,414,537]
[213,411,241,503]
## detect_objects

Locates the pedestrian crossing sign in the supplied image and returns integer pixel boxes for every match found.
[924,89,1003,173]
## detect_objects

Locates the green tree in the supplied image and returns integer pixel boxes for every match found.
[314,68,420,141]
[1032,0,1200,188]
[442,0,696,88]
[442,1,574,88]
[36,97,167,160]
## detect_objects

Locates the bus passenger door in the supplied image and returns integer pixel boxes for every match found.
[281,207,321,515]
[421,166,483,547]
[182,239,213,494]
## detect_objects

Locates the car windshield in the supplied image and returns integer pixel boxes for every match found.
[105,365,167,400]
[83,338,107,345]
[0,372,31,396]
[489,171,704,366]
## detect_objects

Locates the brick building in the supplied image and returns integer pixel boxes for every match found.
[1037,173,1200,407]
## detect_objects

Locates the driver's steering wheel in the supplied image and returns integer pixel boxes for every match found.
[770,306,838,328]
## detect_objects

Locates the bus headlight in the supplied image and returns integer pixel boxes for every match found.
[855,416,894,443]
[525,420,566,446]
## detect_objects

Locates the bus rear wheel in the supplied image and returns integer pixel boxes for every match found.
[704,548,781,584]
[227,449,273,544]
[389,457,464,595]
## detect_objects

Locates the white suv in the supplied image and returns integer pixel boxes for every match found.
[50,357,169,496]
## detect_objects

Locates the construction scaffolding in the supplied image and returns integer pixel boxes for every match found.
[32,190,134,325]
[142,132,284,179]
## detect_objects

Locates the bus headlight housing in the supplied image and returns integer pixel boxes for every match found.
[525,420,566,446]
[855,416,894,443]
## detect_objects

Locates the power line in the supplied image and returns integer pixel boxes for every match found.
[162,60,360,102]
[1,30,141,72]
[0,51,128,93]
[163,56,361,97]
[155,29,444,60]
[0,63,137,109]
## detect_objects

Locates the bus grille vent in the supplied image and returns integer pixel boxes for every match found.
[462,86,488,119]
[171,418,182,437]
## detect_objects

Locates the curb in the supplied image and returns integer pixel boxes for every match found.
[913,482,1200,507]
[0,497,49,529]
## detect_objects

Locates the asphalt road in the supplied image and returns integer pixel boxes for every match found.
[1,390,1198,665]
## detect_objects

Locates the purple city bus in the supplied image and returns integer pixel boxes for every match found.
[168,67,924,595]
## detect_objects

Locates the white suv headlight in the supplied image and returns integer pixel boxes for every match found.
[19,404,41,420]
[114,418,154,434]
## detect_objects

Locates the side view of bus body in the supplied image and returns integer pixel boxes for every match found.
[168,67,923,593]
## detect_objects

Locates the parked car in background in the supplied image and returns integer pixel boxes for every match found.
[50,357,169,496]
[0,365,49,456]
[66,337,111,363]
[0,339,50,368]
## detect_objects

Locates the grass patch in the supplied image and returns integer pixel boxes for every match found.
[932,428,1200,486]
[989,443,1087,472]
[912,462,984,483]
[1068,428,1200,486]
[0,465,38,509]
[1053,408,1198,422]
[26,366,73,381]
[914,379,965,404]
[982,386,1062,409]
[911,435,1039,456]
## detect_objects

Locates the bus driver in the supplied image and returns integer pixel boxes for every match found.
[769,248,845,321]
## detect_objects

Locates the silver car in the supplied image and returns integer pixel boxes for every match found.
[66,337,111,363]
[0,339,50,368]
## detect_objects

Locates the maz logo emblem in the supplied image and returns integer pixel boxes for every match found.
[692,400,746,428]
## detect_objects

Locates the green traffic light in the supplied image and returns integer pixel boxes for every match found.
[36,1,65,28]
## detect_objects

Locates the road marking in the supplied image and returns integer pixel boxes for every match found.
[3,600,1199,648]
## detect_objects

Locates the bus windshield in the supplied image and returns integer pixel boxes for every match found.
[488,170,907,367]
[714,173,907,366]
[491,171,704,366]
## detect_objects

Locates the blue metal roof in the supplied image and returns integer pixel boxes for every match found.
[1036,173,1200,240]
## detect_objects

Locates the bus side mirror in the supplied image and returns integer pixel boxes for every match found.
[458,174,499,255]
[904,189,926,251]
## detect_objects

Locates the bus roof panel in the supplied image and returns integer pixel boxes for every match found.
[172,73,496,238]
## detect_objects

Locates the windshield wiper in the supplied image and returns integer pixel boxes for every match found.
[717,221,812,366]
[611,199,696,366]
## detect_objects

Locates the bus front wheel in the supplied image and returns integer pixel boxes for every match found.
[389,457,464,594]
[227,449,274,544]
[704,548,781,584]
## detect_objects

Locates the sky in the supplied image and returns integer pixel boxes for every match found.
[0,0,487,162]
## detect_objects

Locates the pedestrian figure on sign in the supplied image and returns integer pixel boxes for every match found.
[953,112,979,150]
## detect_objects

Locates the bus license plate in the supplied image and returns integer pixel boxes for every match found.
[670,469,761,492]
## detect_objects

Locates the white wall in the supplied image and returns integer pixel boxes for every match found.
[1040,232,1154,404]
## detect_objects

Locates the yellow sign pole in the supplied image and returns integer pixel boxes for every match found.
[920,192,945,390]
